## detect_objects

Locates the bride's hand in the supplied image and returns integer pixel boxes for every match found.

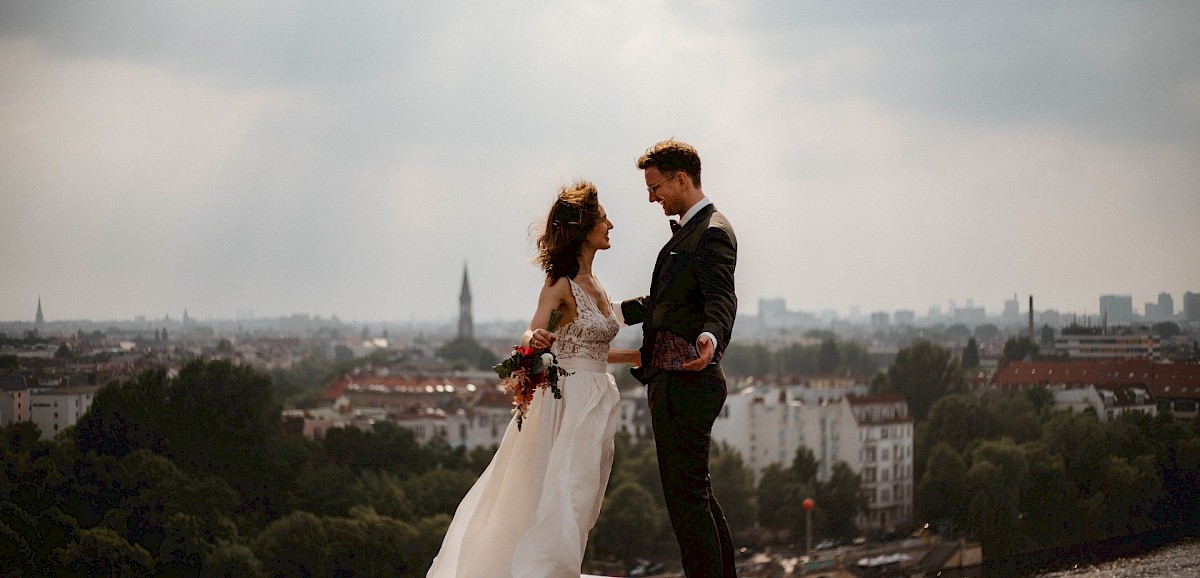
[529,328,556,349]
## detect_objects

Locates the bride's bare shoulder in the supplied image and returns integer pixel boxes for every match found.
[539,275,574,304]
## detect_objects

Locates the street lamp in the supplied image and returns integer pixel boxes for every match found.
[802,497,815,557]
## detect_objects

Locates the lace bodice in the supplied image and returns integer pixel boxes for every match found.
[552,278,619,362]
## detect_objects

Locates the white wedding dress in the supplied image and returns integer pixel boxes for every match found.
[427,278,621,578]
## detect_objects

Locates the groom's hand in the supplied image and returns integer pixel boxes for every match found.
[682,335,715,371]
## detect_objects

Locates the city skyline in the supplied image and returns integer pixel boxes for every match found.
[3,3,1199,324]
[7,287,1197,326]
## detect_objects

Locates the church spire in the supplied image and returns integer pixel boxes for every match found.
[458,263,474,338]
[35,296,44,328]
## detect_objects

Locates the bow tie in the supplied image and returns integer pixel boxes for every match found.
[669,219,681,233]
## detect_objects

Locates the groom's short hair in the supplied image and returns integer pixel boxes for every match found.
[637,139,702,188]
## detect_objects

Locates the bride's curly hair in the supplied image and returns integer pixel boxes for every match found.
[535,179,601,281]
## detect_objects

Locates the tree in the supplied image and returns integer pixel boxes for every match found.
[592,483,664,572]
[106,450,238,553]
[204,540,264,578]
[838,340,878,375]
[916,443,968,531]
[323,508,422,576]
[945,324,971,342]
[155,512,239,576]
[73,370,170,458]
[606,434,668,515]
[756,464,809,536]
[321,421,423,476]
[287,465,360,517]
[1041,412,1112,497]
[464,444,499,476]
[789,447,819,484]
[347,470,416,521]
[1017,442,1074,546]
[873,340,963,422]
[53,527,155,578]
[1020,385,1054,414]
[999,336,1039,369]
[816,462,866,539]
[1152,321,1181,338]
[817,339,840,374]
[271,352,335,406]
[961,338,980,370]
[709,445,757,534]
[402,469,478,519]
[966,439,1028,558]
[756,448,821,538]
[1040,324,1055,349]
[253,511,330,578]
[163,360,281,473]
[1,421,43,454]
[411,514,452,573]
[1099,455,1161,535]
[436,335,498,370]
[990,395,1042,445]
[0,501,36,573]
[721,343,773,377]
[915,394,997,490]
[974,324,1000,343]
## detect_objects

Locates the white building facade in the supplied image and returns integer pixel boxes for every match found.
[846,394,915,533]
[0,375,30,427]
[29,385,98,440]
[711,385,914,533]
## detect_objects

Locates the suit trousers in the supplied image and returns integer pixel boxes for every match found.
[646,365,736,578]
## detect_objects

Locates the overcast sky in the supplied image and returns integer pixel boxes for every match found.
[3,1,1199,325]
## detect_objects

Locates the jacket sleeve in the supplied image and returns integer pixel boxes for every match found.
[694,222,737,353]
[620,296,650,326]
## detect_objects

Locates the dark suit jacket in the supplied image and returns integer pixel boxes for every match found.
[621,203,737,372]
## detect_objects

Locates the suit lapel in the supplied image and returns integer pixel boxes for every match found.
[658,204,715,260]
[651,204,716,297]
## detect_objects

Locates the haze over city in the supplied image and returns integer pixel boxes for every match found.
[3,2,1199,325]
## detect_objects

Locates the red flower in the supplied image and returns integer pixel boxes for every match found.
[490,308,571,431]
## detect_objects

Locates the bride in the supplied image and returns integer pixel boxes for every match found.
[427,180,640,577]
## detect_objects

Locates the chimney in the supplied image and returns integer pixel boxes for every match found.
[1028,295,1035,341]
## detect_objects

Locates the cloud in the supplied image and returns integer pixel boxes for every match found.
[2,1,1198,323]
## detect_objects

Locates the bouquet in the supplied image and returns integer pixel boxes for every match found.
[493,309,571,431]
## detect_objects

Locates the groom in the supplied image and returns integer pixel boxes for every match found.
[619,139,738,578]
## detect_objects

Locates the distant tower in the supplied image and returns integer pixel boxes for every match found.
[458,264,474,338]
[1158,292,1174,320]
[35,296,44,329]
[182,308,191,325]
